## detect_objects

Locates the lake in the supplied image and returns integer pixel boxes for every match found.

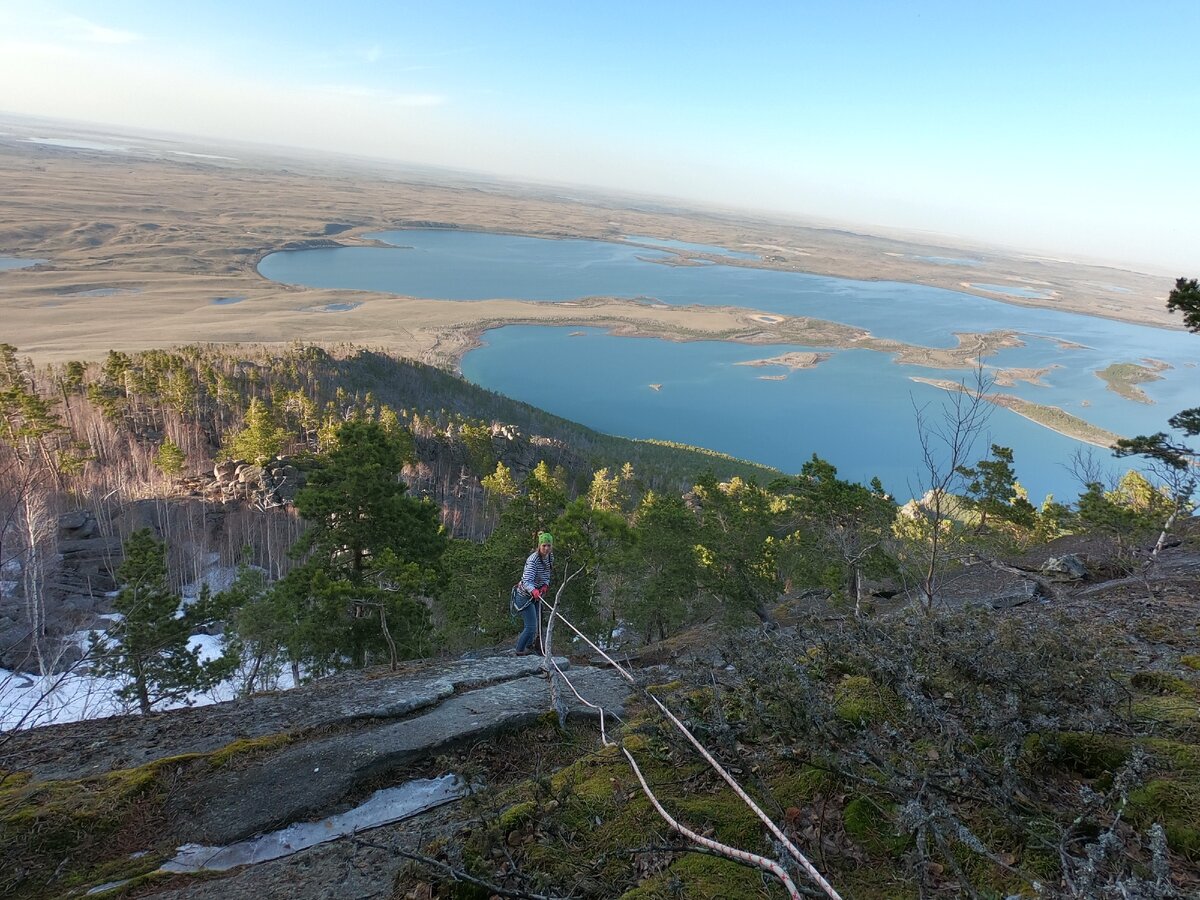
[258,230,1200,500]
[0,257,44,271]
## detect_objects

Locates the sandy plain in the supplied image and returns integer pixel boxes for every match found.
[0,120,1180,422]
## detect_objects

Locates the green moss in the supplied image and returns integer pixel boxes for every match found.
[843,796,908,857]
[0,753,201,899]
[1131,671,1198,697]
[834,675,901,727]
[768,765,836,804]
[1132,694,1199,725]
[61,851,167,889]
[1127,779,1200,861]
[1181,655,1200,671]
[208,732,295,768]
[496,799,537,833]
[620,852,771,900]
[1143,737,1200,773]
[1025,732,1130,778]
[674,794,763,849]
[645,679,683,695]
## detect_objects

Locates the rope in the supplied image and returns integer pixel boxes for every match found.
[622,747,804,900]
[541,634,799,898]
[542,604,843,900]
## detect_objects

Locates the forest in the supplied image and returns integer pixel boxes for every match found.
[1,282,1198,898]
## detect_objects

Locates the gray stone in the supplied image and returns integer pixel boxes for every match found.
[62,594,99,614]
[58,509,98,538]
[57,536,123,559]
[236,465,265,486]
[988,583,1039,609]
[1042,554,1088,581]
[183,662,628,844]
[273,479,298,502]
[118,499,163,535]
[50,644,84,673]
[214,460,240,481]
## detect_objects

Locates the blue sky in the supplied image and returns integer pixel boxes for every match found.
[1,1,1197,272]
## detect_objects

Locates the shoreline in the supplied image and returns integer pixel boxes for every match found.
[0,140,1178,457]
[910,377,1122,449]
[345,225,1184,333]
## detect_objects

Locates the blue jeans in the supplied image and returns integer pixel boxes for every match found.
[516,600,539,652]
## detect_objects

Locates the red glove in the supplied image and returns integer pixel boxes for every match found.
[531,587,546,601]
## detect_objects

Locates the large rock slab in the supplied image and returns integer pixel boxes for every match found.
[0,655,589,781]
[183,664,628,845]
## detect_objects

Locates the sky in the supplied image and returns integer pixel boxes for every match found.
[1,1,1197,272]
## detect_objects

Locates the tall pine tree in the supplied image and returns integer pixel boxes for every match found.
[90,530,232,713]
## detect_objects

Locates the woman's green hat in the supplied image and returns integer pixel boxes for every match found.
[538,532,553,546]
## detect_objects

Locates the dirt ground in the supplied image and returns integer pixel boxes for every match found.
[0,131,1179,372]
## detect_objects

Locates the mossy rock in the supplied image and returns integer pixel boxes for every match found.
[0,753,201,899]
[207,732,295,768]
[833,675,901,727]
[1181,655,1200,672]
[1131,671,1198,697]
[1127,778,1200,861]
[619,851,773,900]
[1132,694,1199,725]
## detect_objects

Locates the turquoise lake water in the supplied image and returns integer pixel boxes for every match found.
[0,257,44,270]
[257,230,1200,500]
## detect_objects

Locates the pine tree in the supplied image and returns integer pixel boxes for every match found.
[89,530,232,713]
[482,460,519,502]
[691,474,779,625]
[276,421,446,672]
[774,455,897,613]
[224,397,288,464]
[154,438,186,476]
[955,445,1036,533]
[628,490,700,642]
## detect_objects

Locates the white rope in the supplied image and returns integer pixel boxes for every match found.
[543,604,843,900]
[622,746,804,900]
[541,630,797,896]
[545,652,617,746]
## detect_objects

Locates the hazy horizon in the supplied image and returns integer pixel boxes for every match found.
[3,3,1197,273]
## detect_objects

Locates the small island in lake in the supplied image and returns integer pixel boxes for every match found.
[1095,359,1172,404]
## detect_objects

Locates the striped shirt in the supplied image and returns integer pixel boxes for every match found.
[521,550,553,596]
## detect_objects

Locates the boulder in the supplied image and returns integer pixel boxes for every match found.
[58,509,99,539]
[62,594,100,615]
[1042,554,1088,582]
[214,460,240,482]
[236,465,265,487]
[49,644,84,673]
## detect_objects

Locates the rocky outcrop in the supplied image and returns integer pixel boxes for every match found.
[177,457,306,508]
[0,509,121,671]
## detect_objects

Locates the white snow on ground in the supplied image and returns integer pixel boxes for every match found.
[160,775,466,873]
[0,667,129,729]
[0,632,296,731]
[189,633,223,663]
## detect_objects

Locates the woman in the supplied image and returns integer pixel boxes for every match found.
[514,532,553,655]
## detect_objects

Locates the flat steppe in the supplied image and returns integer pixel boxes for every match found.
[0,123,1179,370]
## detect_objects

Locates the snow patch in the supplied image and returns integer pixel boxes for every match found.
[160,775,466,873]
